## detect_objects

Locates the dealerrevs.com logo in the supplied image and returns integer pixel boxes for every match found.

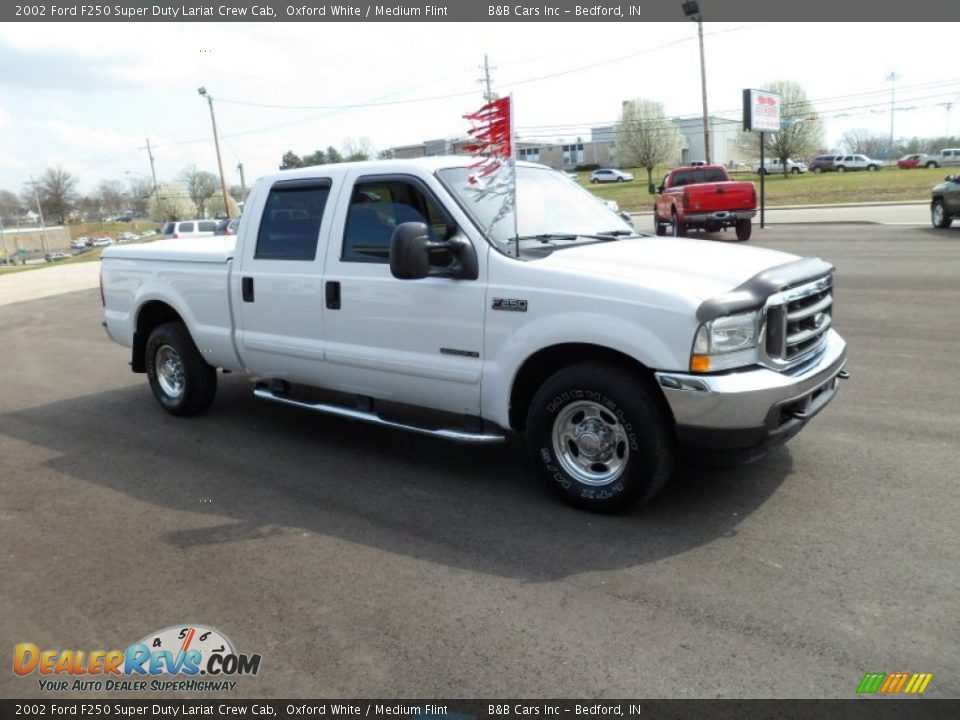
[14,625,262,692]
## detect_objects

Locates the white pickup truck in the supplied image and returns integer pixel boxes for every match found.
[101,157,848,512]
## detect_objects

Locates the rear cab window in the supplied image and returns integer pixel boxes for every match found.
[255,179,331,261]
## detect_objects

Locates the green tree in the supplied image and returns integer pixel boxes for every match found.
[280,151,304,170]
[149,184,197,222]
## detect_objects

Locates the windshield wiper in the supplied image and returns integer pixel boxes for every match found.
[512,233,579,243]
[592,229,636,237]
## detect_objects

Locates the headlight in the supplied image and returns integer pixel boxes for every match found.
[690,311,761,372]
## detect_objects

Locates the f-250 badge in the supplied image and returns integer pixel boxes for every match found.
[492,298,528,312]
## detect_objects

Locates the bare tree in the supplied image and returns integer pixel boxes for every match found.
[614,99,684,190]
[840,129,889,158]
[342,137,375,161]
[97,180,127,216]
[27,166,79,222]
[178,165,219,218]
[149,184,197,222]
[127,175,153,215]
[0,189,24,224]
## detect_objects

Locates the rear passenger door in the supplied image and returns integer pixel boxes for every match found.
[233,177,338,383]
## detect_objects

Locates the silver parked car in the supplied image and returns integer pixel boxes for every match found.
[590,168,635,184]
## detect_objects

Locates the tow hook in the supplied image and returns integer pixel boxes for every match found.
[837,369,851,380]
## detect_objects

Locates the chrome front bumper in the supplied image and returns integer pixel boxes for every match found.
[655,330,848,452]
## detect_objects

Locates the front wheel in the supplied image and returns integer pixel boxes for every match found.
[526,363,674,512]
[791,167,800,175]
[926,162,938,169]
[812,166,823,174]
[146,322,217,416]
[671,211,686,237]
[837,166,846,173]
[654,211,666,236]
[868,165,878,172]
[735,218,752,241]
[932,200,953,229]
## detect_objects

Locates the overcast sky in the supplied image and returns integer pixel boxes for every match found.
[0,21,957,194]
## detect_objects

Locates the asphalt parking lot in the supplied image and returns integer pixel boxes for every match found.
[1,223,958,699]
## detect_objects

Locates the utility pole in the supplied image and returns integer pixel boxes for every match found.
[237,162,247,206]
[936,102,954,138]
[885,71,900,158]
[29,176,51,258]
[0,213,8,264]
[478,54,496,103]
[198,87,233,219]
[682,2,711,164]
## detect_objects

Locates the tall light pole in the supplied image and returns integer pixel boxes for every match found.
[885,71,900,159]
[197,87,232,219]
[682,1,711,164]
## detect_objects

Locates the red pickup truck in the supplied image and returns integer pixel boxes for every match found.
[654,165,757,241]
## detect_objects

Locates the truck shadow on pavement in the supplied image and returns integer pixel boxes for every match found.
[0,374,794,582]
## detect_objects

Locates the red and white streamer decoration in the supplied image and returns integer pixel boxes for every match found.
[463,95,517,234]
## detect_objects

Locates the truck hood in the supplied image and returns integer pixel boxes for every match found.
[101,236,237,263]
[537,235,801,302]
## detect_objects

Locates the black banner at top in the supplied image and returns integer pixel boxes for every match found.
[4,0,960,22]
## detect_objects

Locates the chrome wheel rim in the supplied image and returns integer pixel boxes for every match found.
[155,345,185,399]
[552,400,629,486]
[932,204,944,226]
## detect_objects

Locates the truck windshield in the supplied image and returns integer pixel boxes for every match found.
[437,166,634,248]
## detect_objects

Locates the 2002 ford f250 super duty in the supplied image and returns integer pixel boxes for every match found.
[101,157,848,512]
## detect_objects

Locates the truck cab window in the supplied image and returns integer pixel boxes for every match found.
[254,181,331,261]
[342,180,452,264]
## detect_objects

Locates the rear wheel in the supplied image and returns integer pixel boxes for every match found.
[926,162,938,169]
[932,200,953,229]
[145,322,217,416]
[868,164,878,172]
[812,166,823,174]
[671,211,686,237]
[791,167,800,175]
[526,362,674,512]
[735,218,752,241]
[837,165,846,173]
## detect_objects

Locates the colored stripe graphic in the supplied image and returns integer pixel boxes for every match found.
[904,673,933,694]
[859,672,932,694]
[857,673,886,693]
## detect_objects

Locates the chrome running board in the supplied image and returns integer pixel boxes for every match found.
[253,384,506,444]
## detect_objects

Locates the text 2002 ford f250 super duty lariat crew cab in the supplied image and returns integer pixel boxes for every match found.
[101,157,848,512]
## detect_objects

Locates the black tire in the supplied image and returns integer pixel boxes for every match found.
[671,211,686,237]
[867,165,878,172]
[526,362,674,512]
[758,168,767,176]
[791,167,800,175]
[591,179,599,184]
[926,162,938,169]
[654,210,666,236]
[735,218,752,241]
[931,200,953,229]
[837,165,846,173]
[145,322,217,416]
[616,177,624,183]
[812,166,823,174]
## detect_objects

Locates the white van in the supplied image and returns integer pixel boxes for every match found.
[160,220,219,239]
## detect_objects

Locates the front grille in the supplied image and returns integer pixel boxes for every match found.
[765,276,833,367]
